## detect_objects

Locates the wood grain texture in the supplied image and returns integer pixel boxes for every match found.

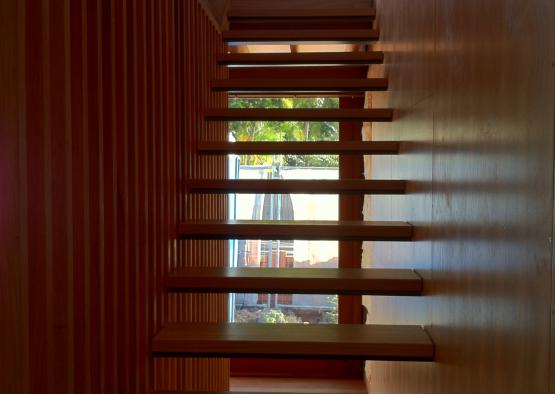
[211,78,388,93]
[184,179,407,194]
[230,377,367,393]
[217,52,384,66]
[152,323,434,360]
[228,66,370,80]
[197,141,400,155]
[363,0,555,393]
[198,0,230,31]
[166,267,423,295]
[160,1,230,391]
[227,8,376,19]
[156,392,339,394]
[230,0,373,10]
[227,0,375,30]
[223,29,379,45]
[204,108,393,122]
[0,1,229,393]
[0,0,28,393]
[179,220,413,241]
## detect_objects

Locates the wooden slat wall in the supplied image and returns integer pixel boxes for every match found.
[156,0,229,392]
[0,0,228,393]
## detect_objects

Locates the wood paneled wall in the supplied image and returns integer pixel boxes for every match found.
[199,0,230,30]
[0,0,229,393]
[363,0,555,393]
[157,0,229,391]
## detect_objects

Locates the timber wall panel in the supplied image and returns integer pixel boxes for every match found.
[0,0,228,393]
[157,0,229,391]
[363,0,555,393]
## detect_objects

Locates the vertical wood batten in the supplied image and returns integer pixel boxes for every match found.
[154,0,229,391]
[3,0,228,392]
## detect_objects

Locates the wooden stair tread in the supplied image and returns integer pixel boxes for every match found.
[166,267,423,296]
[185,179,407,194]
[204,109,393,122]
[197,141,400,155]
[151,323,434,360]
[228,8,377,19]
[155,391,327,394]
[218,52,384,67]
[178,220,413,241]
[211,78,388,93]
[223,29,380,45]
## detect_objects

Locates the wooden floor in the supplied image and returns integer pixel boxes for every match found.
[230,378,367,393]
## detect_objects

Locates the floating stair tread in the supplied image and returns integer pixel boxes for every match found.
[218,52,384,67]
[224,29,380,45]
[185,179,407,195]
[151,323,434,360]
[205,108,393,122]
[178,220,413,241]
[211,78,388,93]
[197,141,400,155]
[166,267,423,295]
[157,392,335,394]
[228,8,377,19]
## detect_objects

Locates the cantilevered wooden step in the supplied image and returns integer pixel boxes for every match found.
[155,391,325,394]
[228,8,376,30]
[185,179,407,195]
[218,52,384,67]
[223,29,380,45]
[198,141,400,155]
[166,267,423,296]
[178,220,413,241]
[204,109,393,122]
[152,323,434,361]
[211,78,388,93]
[228,8,377,20]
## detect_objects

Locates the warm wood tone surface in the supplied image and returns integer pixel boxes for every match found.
[166,268,423,295]
[362,0,555,392]
[230,377,367,393]
[218,52,384,66]
[211,78,388,93]
[159,376,367,393]
[205,108,393,122]
[178,220,413,241]
[198,0,230,31]
[0,1,229,393]
[185,179,407,194]
[230,0,372,9]
[228,0,375,34]
[152,323,434,360]
[164,1,230,391]
[223,29,380,45]
[198,141,400,155]
[228,66,369,80]
[227,8,376,19]
[158,392,349,394]
[0,0,27,392]
[153,377,368,393]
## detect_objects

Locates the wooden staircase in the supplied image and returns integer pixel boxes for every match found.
[152,3,434,388]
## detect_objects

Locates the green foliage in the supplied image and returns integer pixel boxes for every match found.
[229,98,340,167]
[259,308,302,324]
[322,295,338,324]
